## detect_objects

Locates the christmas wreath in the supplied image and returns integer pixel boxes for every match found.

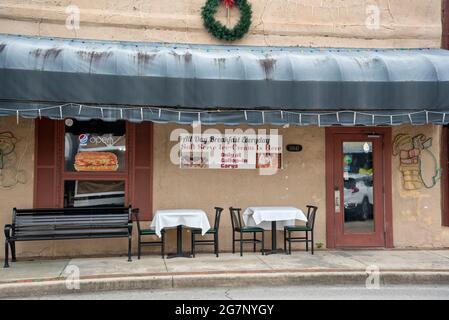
[201,0,252,41]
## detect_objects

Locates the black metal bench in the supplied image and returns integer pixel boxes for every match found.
[4,206,133,268]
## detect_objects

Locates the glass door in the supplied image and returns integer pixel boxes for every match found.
[334,134,385,247]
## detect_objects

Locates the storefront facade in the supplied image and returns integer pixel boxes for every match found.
[1,0,449,260]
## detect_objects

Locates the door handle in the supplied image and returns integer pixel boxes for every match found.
[334,187,341,213]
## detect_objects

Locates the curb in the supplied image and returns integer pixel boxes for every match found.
[2,270,449,298]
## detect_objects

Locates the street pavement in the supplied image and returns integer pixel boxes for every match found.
[2,250,449,298]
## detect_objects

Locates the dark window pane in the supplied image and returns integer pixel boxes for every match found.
[64,180,125,208]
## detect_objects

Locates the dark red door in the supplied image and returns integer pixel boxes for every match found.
[332,133,385,247]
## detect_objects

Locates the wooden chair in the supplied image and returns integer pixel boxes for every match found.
[133,209,165,259]
[284,205,318,255]
[229,207,265,256]
[191,207,224,257]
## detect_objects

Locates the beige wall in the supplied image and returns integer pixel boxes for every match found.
[392,125,449,248]
[0,0,442,48]
[0,117,35,259]
[2,119,449,260]
[152,124,327,253]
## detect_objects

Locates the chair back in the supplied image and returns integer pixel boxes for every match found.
[229,207,242,230]
[306,205,318,229]
[213,207,224,230]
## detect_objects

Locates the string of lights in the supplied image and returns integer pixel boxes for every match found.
[1,103,448,127]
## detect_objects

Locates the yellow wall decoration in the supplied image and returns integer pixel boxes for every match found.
[393,134,442,190]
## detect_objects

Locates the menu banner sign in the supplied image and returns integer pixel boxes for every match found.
[179,133,282,170]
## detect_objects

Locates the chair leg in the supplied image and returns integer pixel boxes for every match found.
[191,233,196,258]
[284,229,287,253]
[305,232,309,252]
[137,236,141,260]
[4,241,9,268]
[311,230,314,255]
[10,241,16,262]
[232,232,235,254]
[261,231,265,255]
[161,231,165,258]
[253,232,256,252]
[215,234,219,258]
[288,231,292,255]
[128,235,132,262]
[240,232,243,257]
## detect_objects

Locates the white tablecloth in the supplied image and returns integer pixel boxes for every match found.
[150,209,211,237]
[243,206,307,230]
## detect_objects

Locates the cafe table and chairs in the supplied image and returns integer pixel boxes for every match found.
[151,209,210,258]
[242,206,308,255]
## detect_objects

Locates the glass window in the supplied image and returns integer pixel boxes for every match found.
[64,180,125,208]
[64,119,126,172]
[343,142,374,233]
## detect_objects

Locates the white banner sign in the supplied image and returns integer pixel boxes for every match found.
[179,133,282,170]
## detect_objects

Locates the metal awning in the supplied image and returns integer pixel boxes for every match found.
[1,33,449,125]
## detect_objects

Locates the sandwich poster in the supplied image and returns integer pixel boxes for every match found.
[74,134,124,171]
[179,133,282,170]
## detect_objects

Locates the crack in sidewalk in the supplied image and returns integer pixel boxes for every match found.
[255,255,275,270]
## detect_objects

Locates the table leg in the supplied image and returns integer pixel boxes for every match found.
[166,225,192,259]
[263,221,284,255]
[272,221,277,250]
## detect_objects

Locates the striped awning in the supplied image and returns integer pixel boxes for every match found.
[1,34,449,125]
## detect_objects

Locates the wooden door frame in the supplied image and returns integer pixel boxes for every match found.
[325,127,393,249]
[443,0,449,49]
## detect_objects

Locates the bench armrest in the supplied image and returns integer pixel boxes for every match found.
[4,224,13,240]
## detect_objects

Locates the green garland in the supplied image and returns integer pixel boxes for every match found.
[201,0,252,41]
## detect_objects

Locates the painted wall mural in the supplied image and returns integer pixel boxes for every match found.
[0,131,28,189]
[393,134,442,190]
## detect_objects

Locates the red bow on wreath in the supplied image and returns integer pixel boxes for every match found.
[223,0,234,8]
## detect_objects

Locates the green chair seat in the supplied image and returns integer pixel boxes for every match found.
[284,225,311,232]
[139,228,157,235]
[236,226,265,233]
[191,227,216,234]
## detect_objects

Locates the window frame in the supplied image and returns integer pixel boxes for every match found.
[34,119,154,220]
[60,120,131,208]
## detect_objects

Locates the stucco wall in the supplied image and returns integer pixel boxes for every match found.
[0,121,327,259]
[0,0,442,48]
[2,120,449,261]
[0,117,35,259]
[392,125,449,248]
[152,124,327,253]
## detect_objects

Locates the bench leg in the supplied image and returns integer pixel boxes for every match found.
[128,236,132,262]
[4,240,9,268]
[11,241,16,262]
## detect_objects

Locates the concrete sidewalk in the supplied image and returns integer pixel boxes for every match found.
[1,250,449,298]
